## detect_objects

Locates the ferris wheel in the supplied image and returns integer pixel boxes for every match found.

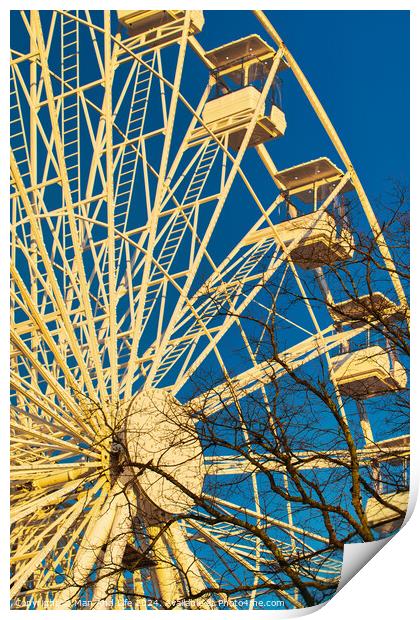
[10,10,409,610]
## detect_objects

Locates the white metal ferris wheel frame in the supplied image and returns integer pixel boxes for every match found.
[10,9,408,611]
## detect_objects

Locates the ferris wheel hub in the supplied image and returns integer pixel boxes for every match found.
[125,388,205,513]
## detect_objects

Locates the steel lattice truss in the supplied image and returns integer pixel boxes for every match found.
[10,10,409,611]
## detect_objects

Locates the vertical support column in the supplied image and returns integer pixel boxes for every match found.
[356,399,380,492]
[133,571,147,609]
[283,474,299,602]
[92,486,136,607]
[385,336,398,371]
[286,197,298,219]
[356,400,374,445]
[114,574,126,609]
[52,478,128,609]
[147,524,183,608]
[92,503,126,605]
[314,267,334,308]
[165,522,212,609]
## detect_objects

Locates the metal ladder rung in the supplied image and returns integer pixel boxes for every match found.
[63,40,78,50]
[63,115,79,124]
[193,169,210,177]
[64,139,79,148]
[63,54,78,67]
[116,190,131,198]
[185,187,203,197]
[117,178,133,188]
[159,255,174,264]
[114,206,129,216]
[120,165,136,177]
[62,74,78,83]
[170,226,185,235]
[201,152,218,161]
[63,101,78,110]
[186,184,205,193]
[159,245,181,258]
[128,115,147,127]
[160,244,179,254]
[136,74,152,83]
[166,230,184,240]
[120,154,137,165]
[129,109,147,122]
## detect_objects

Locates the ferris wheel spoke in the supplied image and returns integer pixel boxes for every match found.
[10,68,33,190]
[112,52,157,259]
[10,422,99,464]
[11,442,78,467]
[102,11,118,402]
[204,439,409,475]
[11,271,98,403]
[188,323,367,415]
[53,475,133,609]
[190,531,246,591]
[11,331,91,424]
[192,520,341,583]
[11,477,105,599]
[30,12,108,401]
[10,372,95,440]
[145,194,285,389]
[112,138,222,361]
[117,261,240,399]
[11,56,64,192]
[142,246,278,389]
[112,86,214,333]
[181,554,238,610]
[83,10,105,76]
[11,461,101,484]
[11,167,103,405]
[215,317,267,606]
[11,405,91,450]
[34,494,105,597]
[25,515,88,596]
[163,521,213,608]
[11,477,91,527]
